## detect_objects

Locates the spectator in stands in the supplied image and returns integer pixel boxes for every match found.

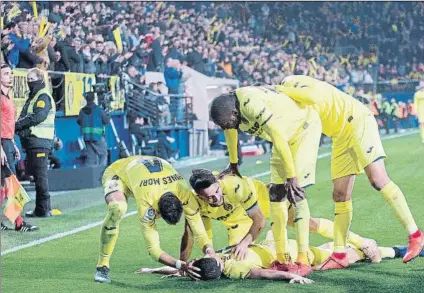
[186,45,204,74]
[129,114,153,155]
[77,92,110,167]
[15,68,56,218]
[157,81,171,126]
[156,131,176,162]
[164,58,184,124]
[82,45,97,74]
[48,3,63,24]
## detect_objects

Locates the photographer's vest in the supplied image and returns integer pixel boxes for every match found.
[80,106,105,142]
[28,88,56,140]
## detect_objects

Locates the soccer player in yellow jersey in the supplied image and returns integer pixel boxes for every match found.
[209,86,323,276]
[180,169,266,262]
[94,156,215,283]
[414,82,424,143]
[277,75,424,270]
[137,230,419,282]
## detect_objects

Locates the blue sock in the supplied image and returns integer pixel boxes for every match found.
[393,246,424,258]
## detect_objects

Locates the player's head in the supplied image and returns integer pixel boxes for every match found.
[209,92,240,130]
[158,192,183,225]
[0,63,13,88]
[189,169,223,207]
[192,256,223,281]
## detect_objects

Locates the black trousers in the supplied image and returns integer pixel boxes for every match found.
[27,148,51,215]
[1,139,16,174]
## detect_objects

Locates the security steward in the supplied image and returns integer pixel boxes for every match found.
[15,68,56,218]
[77,92,110,166]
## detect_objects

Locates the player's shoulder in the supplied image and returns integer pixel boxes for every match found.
[281,75,318,88]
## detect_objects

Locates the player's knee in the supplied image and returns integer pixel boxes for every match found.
[268,184,287,202]
[108,201,128,219]
[368,175,391,191]
[332,189,350,202]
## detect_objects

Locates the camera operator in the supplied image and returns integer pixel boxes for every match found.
[77,91,110,166]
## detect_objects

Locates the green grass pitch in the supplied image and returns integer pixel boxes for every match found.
[2,134,424,293]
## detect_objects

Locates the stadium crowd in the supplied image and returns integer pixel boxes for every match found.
[2,2,424,86]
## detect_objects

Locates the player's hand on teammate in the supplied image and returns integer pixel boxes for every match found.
[284,177,305,206]
[180,259,202,281]
[232,238,250,261]
[289,276,314,285]
[218,163,242,179]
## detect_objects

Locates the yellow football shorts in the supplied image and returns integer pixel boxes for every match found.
[102,167,132,198]
[270,111,322,187]
[331,112,386,180]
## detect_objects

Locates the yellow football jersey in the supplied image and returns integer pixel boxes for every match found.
[277,75,372,139]
[221,244,276,279]
[235,86,311,142]
[104,156,210,260]
[415,89,424,122]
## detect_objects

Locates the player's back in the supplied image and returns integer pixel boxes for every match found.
[107,156,189,206]
[236,86,311,141]
[415,89,424,119]
[279,75,371,138]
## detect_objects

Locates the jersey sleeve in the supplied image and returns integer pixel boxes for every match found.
[180,187,212,250]
[138,200,164,261]
[240,94,297,178]
[201,216,213,241]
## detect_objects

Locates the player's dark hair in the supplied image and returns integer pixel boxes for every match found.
[158,192,183,225]
[209,92,238,129]
[192,258,222,281]
[189,169,217,193]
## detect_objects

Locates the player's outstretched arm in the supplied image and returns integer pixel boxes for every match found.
[179,220,194,262]
[247,268,313,284]
[218,129,242,179]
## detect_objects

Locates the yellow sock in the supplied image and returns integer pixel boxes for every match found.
[334,200,353,253]
[379,246,396,259]
[97,201,128,268]
[316,217,365,248]
[294,199,310,264]
[380,181,418,234]
[309,246,332,266]
[270,201,290,263]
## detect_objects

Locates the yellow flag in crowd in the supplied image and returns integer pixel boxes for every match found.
[41,22,51,37]
[113,27,123,54]
[32,1,38,18]
[7,5,22,21]
[0,17,3,30]
[290,54,298,72]
[3,174,31,223]
[38,16,46,37]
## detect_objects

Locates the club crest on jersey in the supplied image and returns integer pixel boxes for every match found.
[223,202,233,211]
[143,207,156,222]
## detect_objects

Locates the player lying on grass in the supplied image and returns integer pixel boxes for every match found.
[180,169,266,263]
[94,156,216,283]
[181,169,380,276]
[137,230,423,282]
[277,75,424,270]
[210,85,323,276]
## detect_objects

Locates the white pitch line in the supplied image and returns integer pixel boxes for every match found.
[2,130,418,256]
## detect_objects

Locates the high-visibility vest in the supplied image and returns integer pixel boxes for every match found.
[28,88,56,140]
[80,105,105,142]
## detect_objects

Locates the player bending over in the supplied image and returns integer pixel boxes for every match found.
[210,86,323,276]
[180,169,266,263]
[277,75,423,270]
[94,156,215,283]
